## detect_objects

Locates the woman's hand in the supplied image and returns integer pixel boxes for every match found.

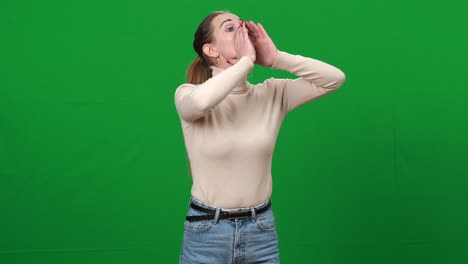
[233,21,256,63]
[245,21,278,67]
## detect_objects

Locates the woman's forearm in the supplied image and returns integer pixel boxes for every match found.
[175,56,254,122]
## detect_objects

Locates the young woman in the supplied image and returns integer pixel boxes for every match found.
[175,10,346,263]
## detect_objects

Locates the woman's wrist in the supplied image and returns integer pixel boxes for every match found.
[271,50,296,70]
[268,49,280,68]
[237,56,255,71]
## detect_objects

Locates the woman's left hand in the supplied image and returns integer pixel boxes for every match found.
[245,21,278,67]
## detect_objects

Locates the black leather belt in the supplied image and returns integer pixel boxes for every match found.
[186,199,272,222]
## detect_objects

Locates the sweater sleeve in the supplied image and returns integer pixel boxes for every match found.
[270,50,346,112]
[174,56,254,122]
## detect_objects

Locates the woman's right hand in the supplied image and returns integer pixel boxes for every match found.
[233,21,256,63]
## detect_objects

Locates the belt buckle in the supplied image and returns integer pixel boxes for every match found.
[227,210,250,220]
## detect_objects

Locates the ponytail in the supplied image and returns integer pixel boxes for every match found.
[186,56,212,85]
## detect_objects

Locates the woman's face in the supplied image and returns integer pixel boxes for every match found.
[207,13,244,69]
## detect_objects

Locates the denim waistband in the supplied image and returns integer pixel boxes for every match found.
[189,196,271,212]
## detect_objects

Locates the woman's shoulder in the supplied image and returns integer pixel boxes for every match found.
[176,82,197,89]
[174,82,198,94]
[251,77,276,87]
[250,77,288,91]
[248,78,286,98]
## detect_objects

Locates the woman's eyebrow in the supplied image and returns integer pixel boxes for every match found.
[220,19,232,28]
[220,18,243,28]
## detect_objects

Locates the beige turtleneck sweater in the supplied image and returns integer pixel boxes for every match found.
[174,50,346,209]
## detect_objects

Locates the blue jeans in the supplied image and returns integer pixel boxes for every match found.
[179,196,281,263]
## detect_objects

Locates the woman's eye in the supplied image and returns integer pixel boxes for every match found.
[226,26,234,32]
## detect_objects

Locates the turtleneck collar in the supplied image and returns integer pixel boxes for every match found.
[209,65,250,94]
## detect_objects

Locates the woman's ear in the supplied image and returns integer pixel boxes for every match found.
[202,43,219,60]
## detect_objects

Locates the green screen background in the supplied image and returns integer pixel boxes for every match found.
[1,0,467,263]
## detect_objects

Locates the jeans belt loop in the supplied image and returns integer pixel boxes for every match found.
[212,208,221,224]
[250,207,257,222]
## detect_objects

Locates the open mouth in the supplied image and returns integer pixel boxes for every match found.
[227,57,238,65]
